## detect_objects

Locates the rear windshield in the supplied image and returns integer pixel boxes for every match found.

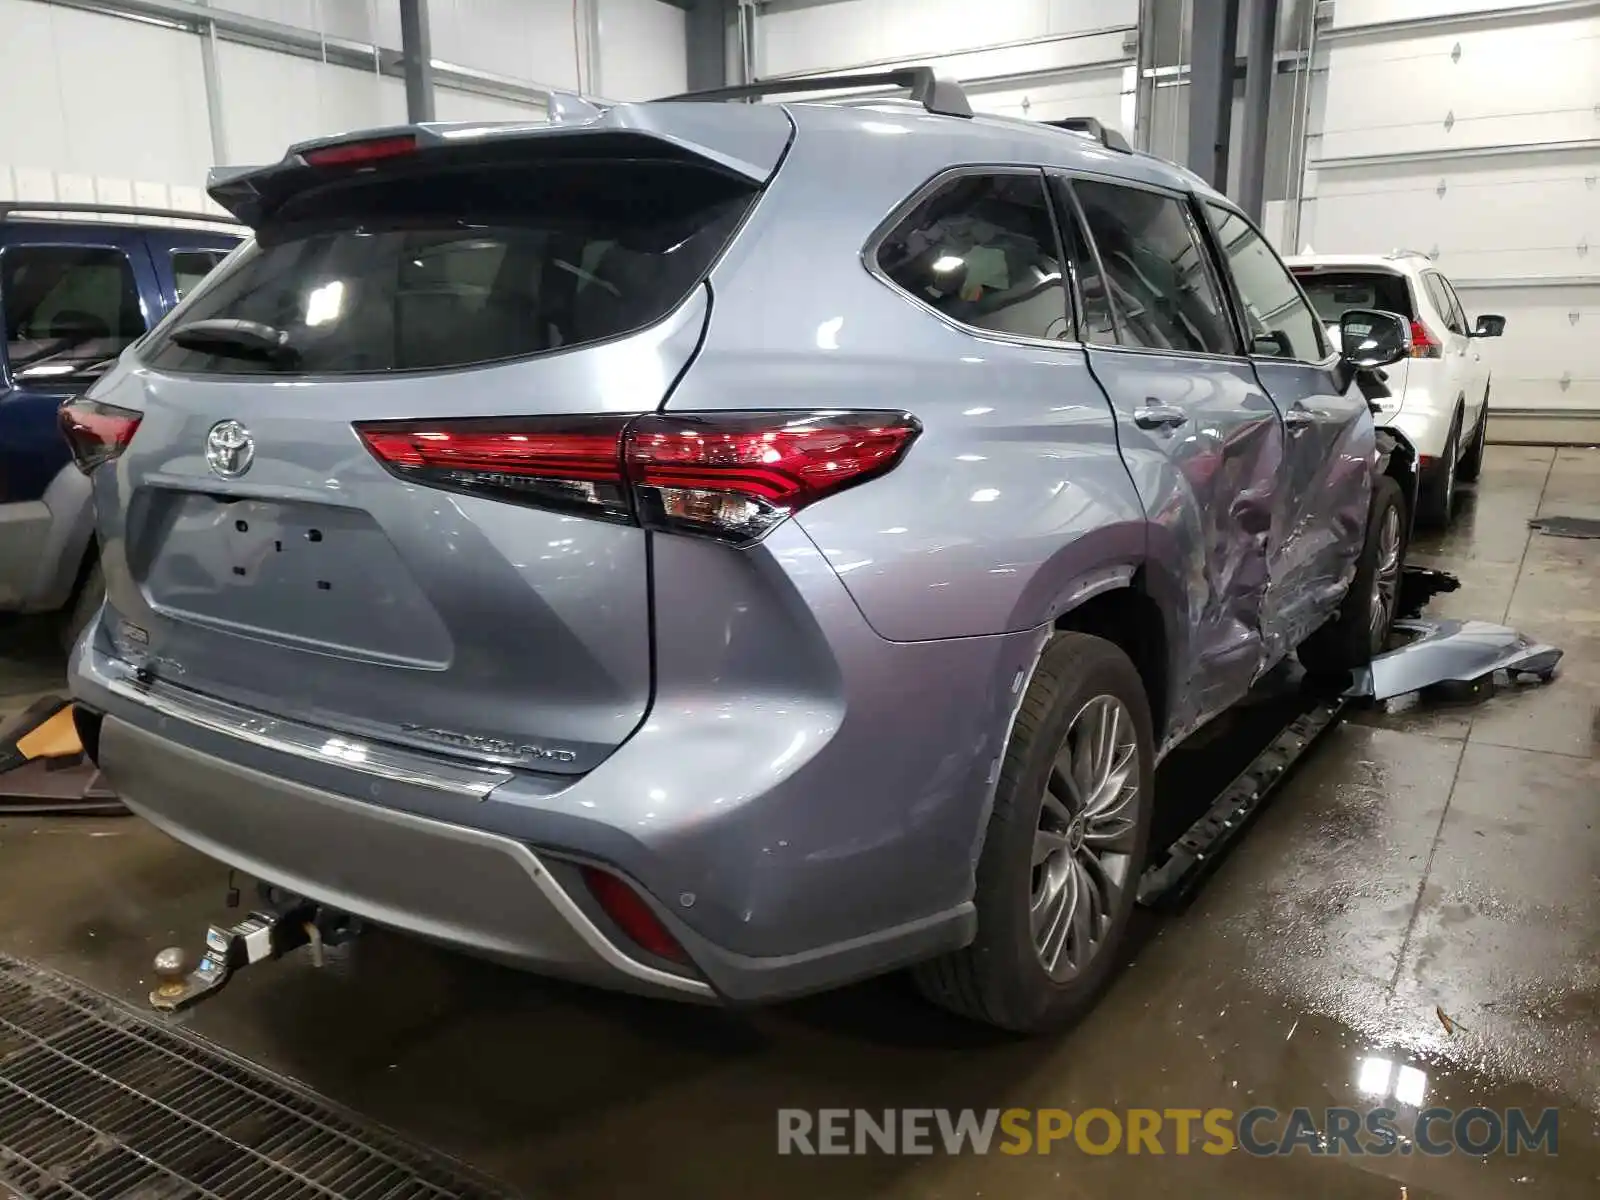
[141,159,755,375]
[1292,270,1415,325]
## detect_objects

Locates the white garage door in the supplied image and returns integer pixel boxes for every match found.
[750,0,1138,134]
[1297,0,1600,423]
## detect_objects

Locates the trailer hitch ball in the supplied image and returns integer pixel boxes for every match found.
[153,947,189,999]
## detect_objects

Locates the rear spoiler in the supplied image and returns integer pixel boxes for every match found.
[207,102,795,226]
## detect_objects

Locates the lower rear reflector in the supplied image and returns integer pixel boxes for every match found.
[580,866,690,964]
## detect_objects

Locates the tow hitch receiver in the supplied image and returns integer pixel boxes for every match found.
[149,900,361,1012]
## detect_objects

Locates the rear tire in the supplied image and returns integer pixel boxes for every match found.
[1457,394,1488,483]
[912,632,1153,1033]
[1416,412,1461,528]
[1299,475,1408,676]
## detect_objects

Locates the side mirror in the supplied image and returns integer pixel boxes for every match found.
[1473,314,1506,338]
[1339,308,1411,370]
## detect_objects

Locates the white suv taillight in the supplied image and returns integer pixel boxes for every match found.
[59,398,143,474]
[356,410,921,547]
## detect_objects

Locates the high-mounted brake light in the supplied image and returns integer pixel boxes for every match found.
[356,410,920,546]
[59,398,142,474]
[301,134,418,168]
[1409,319,1443,360]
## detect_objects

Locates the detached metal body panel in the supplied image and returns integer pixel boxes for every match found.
[1353,619,1563,701]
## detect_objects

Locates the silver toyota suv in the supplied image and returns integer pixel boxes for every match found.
[66,70,1413,1032]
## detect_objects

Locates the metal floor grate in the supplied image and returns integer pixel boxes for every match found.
[0,955,509,1200]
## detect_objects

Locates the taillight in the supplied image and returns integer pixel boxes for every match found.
[1410,319,1443,359]
[355,410,920,546]
[356,416,633,522]
[59,398,142,474]
[580,866,690,964]
[627,411,920,544]
[301,134,418,168]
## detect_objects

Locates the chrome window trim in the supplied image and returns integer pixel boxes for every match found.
[861,164,1086,353]
[98,665,515,800]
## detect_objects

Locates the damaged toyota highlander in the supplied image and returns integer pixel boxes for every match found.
[65,71,1417,1033]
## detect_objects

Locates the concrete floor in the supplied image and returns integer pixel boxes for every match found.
[1,445,1596,1199]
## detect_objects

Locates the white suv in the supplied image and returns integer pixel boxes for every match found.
[1286,252,1505,527]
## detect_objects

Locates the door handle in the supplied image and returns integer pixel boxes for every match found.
[1283,409,1317,432]
[1133,404,1188,431]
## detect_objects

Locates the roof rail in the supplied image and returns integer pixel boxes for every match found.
[0,201,241,226]
[1044,117,1133,154]
[664,67,972,119]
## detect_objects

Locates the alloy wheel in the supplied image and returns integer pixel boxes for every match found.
[1031,695,1140,982]
[1369,504,1403,650]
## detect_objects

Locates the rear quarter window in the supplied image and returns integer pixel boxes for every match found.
[142,159,756,375]
[873,172,1072,343]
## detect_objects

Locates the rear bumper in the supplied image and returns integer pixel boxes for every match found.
[71,514,1035,1003]
[1382,386,1458,462]
[95,713,714,1002]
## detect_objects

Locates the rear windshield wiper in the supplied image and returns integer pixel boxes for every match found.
[169,318,300,366]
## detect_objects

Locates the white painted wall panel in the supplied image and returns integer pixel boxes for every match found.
[969,69,1127,128]
[1329,0,1576,29]
[1316,15,1600,160]
[757,0,1137,77]
[1304,1,1600,414]
[1302,154,1596,275]
[211,0,402,46]
[216,41,406,165]
[432,90,546,123]
[432,0,579,87]
[0,0,212,186]
[598,0,688,100]
[1459,286,1598,412]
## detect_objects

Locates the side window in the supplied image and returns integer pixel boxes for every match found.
[171,250,229,301]
[1204,203,1327,363]
[1071,180,1234,355]
[1049,179,1117,345]
[875,173,1071,342]
[1,245,146,383]
[1439,274,1470,335]
[1424,273,1463,334]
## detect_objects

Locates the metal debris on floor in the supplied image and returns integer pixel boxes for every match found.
[1528,515,1600,539]
[1352,618,1562,704]
[0,954,507,1200]
[1139,564,1563,912]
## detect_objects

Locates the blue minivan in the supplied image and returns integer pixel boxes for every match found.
[0,202,241,641]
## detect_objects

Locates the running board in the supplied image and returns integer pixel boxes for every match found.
[1137,696,1347,911]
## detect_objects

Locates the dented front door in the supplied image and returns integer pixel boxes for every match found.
[1056,176,1285,741]
[1201,201,1375,662]
[1087,351,1285,737]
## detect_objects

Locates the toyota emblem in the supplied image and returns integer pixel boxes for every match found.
[205,420,255,479]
